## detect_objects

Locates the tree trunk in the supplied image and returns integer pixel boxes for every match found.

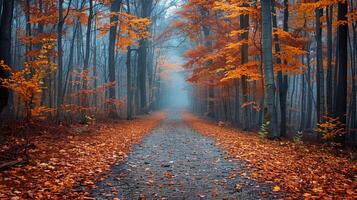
[334,0,348,142]
[137,0,153,113]
[349,0,357,141]
[0,0,14,114]
[63,22,79,104]
[138,39,148,112]
[326,6,333,115]
[300,72,306,131]
[261,0,279,137]
[200,7,214,118]
[234,80,240,125]
[57,0,64,118]
[92,17,97,110]
[126,47,133,120]
[240,8,249,130]
[25,0,32,61]
[272,0,289,137]
[306,51,313,129]
[126,0,133,119]
[80,0,93,120]
[315,5,325,123]
[107,0,122,118]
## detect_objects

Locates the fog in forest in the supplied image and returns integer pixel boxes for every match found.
[159,41,190,109]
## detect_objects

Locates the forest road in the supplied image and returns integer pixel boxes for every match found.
[90,110,279,200]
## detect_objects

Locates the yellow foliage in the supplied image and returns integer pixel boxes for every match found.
[96,11,151,50]
[316,116,346,141]
[221,61,261,82]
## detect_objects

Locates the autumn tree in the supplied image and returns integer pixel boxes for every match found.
[125,0,133,120]
[57,0,64,118]
[261,0,278,137]
[80,0,94,121]
[136,0,154,113]
[315,0,325,123]
[107,0,122,118]
[334,0,348,142]
[272,0,289,136]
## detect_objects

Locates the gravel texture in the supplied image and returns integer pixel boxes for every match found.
[91,110,279,200]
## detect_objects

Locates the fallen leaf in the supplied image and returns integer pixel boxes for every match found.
[273,185,281,192]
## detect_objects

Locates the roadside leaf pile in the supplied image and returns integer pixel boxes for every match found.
[0,112,164,199]
[183,112,356,199]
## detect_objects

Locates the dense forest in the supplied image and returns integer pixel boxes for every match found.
[0,0,175,123]
[0,0,356,142]
[177,0,356,144]
[0,0,356,199]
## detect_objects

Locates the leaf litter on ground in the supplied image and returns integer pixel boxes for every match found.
[0,112,165,199]
[182,112,356,199]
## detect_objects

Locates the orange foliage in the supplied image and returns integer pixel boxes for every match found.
[316,116,347,141]
[0,39,57,119]
[175,0,308,95]
[97,11,151,50]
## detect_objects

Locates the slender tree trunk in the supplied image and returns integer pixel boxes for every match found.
[288,75,296,124]
[75,21,84,106]
[39,0,47,107]
[234,80,240,126]
[306,51,313,129]
[151,49,159,110]
[281,0,289,135]
[126,47,133,120]
[326,5,333,115]
[80,0,93,120]
[300,72,306,131]
[125,0,133,119]
[315,5,325,123]
[240,8,249,130]
[93,17,97,110]
[63,22,79,103]
[0,0,14,114]
[272,0,289,136]
[57,0,64,118]
[261,0,279,137]
[200,7,215,118]
[138,39,148,112]
[25,0,32,61]
[83,0,93,72]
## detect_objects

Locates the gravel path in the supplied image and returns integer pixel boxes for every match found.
[91,110,278,199]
